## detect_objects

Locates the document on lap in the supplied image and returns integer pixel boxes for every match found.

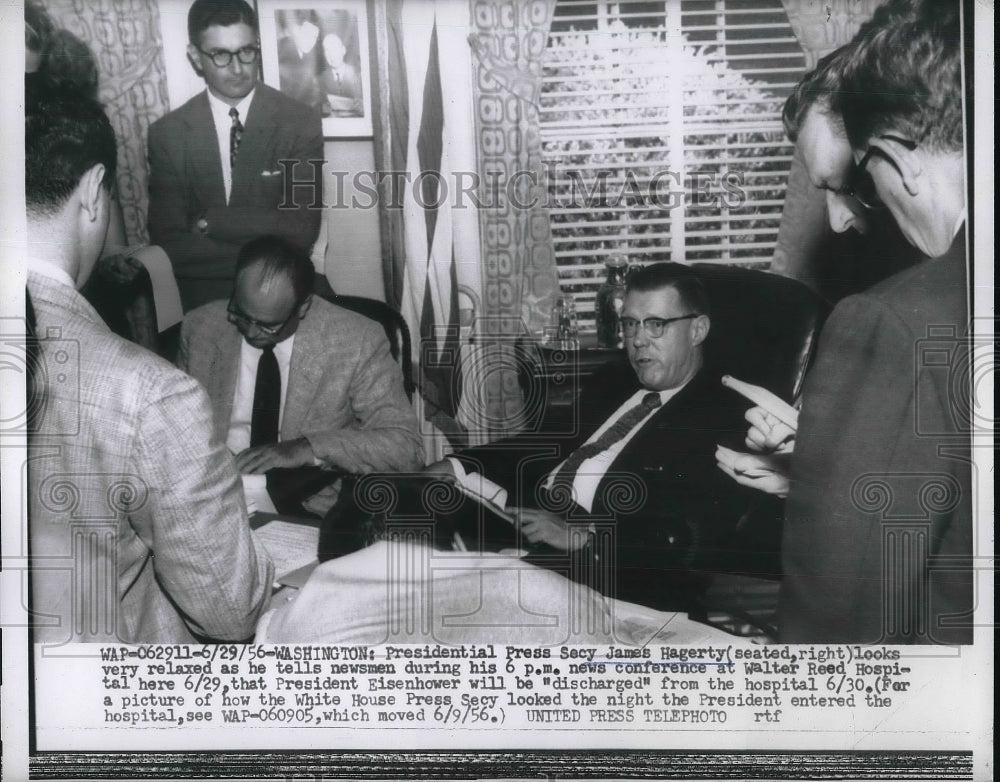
[241,473,276,514]
[251,520,319,587]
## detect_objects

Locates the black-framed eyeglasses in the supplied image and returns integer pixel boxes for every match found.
[226,298,293,337]
[620,314,698,339]
[197,44,260,68]
[849,134,920,210]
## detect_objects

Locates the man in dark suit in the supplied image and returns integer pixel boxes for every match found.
[778,8,973,644]
[178,236,423,517]
[148,0,323,312]
[426,263,769,614]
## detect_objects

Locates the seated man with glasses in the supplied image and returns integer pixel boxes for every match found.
[148,0,323,312]
[178,236,423,517]
[422,263,774,616]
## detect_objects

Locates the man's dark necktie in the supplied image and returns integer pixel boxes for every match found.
[250,346,280,448]
[549,391,662,503]
[229,106,244,170]
[249,346,336,516]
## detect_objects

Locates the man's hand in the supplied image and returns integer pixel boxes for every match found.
[96,253,145,285]
[744,405,796,454]
[235,437,316,474]
[716,445,790,497]
[513,507,589,551]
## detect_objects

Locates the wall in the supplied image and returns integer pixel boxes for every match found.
[157,0,384,299]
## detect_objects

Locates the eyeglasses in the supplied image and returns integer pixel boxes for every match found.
[227,299,293,337]
[197,45,260,68]
[849,134,920,210]
[834,163,885,211]
[620,314,698,339]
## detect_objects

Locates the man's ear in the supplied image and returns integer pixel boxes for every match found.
[878,137,923,196]
[690,314,710,347]
[296,293,314,319]
[187,43,204,76]
[78,164,107,223]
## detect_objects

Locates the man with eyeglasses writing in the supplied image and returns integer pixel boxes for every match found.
[425,263,771,615]
[148,0,323,312]
[178,236,423,518]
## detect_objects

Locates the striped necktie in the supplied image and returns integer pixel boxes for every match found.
[229,106,244,169]
[549,391,662,500]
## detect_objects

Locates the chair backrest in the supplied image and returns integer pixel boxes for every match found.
[691,264,830,403]
[320,293,415,401]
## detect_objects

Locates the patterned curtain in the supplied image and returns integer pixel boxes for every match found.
[41,0,170,246]
[772,0,882,286]
[780,0,885,68]
[467,0,561,433]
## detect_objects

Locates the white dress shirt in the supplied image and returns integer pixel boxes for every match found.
[545,383,686,512]
[226,333,295,455]
[206,87,256,204]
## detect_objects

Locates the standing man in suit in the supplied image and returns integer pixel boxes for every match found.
[426,263,770,614]
[778,8,972,644]
[148,0,324,312]
[178,236,423,517]
[26,93,273,644]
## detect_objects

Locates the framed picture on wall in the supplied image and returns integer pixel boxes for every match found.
[257,0,373,137]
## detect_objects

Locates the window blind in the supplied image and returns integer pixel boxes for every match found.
[541,0,806,330]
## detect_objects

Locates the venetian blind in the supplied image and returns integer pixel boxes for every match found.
[540,0,807,330]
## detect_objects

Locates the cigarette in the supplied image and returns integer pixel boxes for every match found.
[721,375,799,430]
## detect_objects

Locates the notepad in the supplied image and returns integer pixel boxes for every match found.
[252,520,319,587]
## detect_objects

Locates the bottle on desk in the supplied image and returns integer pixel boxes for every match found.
[595,255,629,348]
[547,295,579,350]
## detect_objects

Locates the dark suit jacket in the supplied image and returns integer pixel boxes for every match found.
[779,230,972,644]
[454,363,769,612]
[148,84,323,310]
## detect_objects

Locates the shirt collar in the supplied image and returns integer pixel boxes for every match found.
[28,259,76,289]
[952,208,966,240]
[241,331,296,363]
[206,86,256,125]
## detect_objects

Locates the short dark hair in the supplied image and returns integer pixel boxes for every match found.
[782,48,850,143]
[626,262,711,318]
[235,235,315,304]
[782,0,948,144]
[834,7,963,152]
[25,94,117,215]
[25,0,55,59]
[188,0,257,45]
[39,29,100,100]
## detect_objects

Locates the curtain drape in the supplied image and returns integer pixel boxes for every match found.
[42,0,170,247]
[466,0,560,437]
[377,0,560,447]
[772,0,883,289]
[379,0,490,455]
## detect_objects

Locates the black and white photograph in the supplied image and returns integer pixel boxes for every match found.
[259,0,373,135]
[0,0,993,779]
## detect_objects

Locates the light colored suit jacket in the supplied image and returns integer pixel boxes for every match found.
[147,84,323,310]
[27,272,273,644]
[177,297,424,510]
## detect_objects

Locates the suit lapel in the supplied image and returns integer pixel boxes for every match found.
[185,93,226,208]
[207,324,242,444]
[281,307,326,439]
[230,86,278,206]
